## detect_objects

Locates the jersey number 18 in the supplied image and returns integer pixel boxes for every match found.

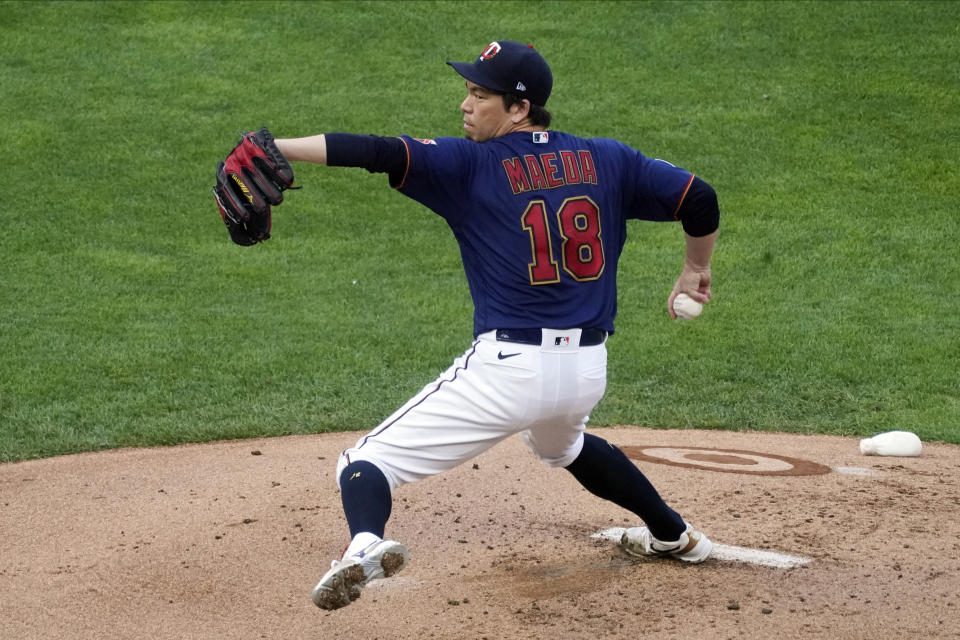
[521,196,605,285]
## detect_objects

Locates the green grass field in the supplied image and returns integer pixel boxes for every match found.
[1,0,957,462]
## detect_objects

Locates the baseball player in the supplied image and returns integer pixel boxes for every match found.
[217,40,720,610]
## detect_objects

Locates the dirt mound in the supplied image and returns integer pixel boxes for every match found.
[2,427,958,639]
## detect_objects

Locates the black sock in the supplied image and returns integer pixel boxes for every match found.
[339,461,392,538]
[566,433,685,541]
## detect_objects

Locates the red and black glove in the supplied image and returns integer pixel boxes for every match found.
[212,128,296,246]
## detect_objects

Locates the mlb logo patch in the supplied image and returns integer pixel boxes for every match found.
[554,335,570,347]
[414,138,437,145]
[533,131,549,144]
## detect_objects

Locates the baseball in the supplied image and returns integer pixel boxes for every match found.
[673,293,703,319]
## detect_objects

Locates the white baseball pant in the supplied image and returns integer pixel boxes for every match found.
[336,328,608,490]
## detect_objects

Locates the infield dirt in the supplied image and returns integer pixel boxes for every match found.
[2,426,958,639]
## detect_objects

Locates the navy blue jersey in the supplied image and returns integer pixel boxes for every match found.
[393,131,694,336]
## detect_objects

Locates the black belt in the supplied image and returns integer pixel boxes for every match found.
[495,328,608,346]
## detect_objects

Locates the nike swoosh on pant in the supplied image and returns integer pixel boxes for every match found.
[497,351,521,360]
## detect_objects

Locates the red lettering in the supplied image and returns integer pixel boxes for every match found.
[578,150,597,184]
[540,153,564,188]
[558,197,604,280]
[522,201,560,284]
[502,157,531,194]
[524,154,549,190]
[559,150,581,184]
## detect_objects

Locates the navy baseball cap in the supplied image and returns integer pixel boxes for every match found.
[447,40,553,107]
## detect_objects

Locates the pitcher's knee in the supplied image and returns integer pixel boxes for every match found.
[336,450,396,490]
[523,431,585,468]
[336,449,428,491]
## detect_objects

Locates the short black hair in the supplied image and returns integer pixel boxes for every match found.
[502,92,552,128]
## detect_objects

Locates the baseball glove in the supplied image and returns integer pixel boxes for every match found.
[213,128,296,246]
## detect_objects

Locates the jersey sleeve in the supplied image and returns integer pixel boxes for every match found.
[392,136,477,224]
[616,142,696,222]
